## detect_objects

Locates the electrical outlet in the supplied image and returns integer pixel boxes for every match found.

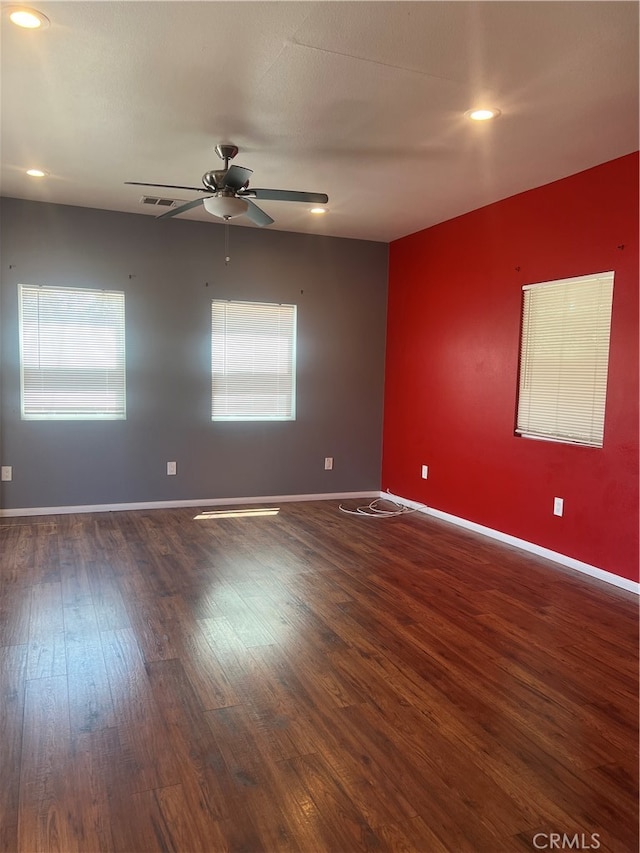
[167,461,177,476]
[1,466,12,482]
[324,457,333,471]
[553,497,564,517]
[421,465,429,479]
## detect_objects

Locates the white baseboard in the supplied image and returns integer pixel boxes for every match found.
[383,491,639,595]
[0,491,379,519]
[3,489,635,594]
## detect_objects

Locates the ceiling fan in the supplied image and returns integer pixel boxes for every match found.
[125,144,328,227]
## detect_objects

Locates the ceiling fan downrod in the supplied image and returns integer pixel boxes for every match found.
[202,144,242,191]
[215,144,239,171]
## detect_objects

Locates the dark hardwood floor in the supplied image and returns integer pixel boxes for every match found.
[0,500,637,852]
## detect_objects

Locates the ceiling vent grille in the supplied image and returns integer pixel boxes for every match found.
[140,195,184,208]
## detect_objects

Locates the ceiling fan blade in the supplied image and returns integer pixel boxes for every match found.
[244,189,328,204]
[155,197,207,220]
[125,181,210,193]
[244,200,274,227]
[222,165,253,190]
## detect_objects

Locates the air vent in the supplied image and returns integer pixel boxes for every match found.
[140,195,185,208]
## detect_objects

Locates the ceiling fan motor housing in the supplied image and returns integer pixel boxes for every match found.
[202,170,221,191]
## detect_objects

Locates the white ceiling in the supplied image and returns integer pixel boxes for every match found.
[1,1,638,243]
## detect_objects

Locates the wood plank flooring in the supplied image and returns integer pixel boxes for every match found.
[0,500,637,852]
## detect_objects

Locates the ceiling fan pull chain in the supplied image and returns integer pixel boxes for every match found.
[224,221,230,265]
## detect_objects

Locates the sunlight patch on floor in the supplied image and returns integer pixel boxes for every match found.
[193,507,280,520]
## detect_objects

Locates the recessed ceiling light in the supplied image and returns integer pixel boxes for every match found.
[310,207,327,214]
[26,168,48,177]
[466,108,501,121]
[7,6,50,28]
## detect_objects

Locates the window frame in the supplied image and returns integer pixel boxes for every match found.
[515,271,614,448]
[18,283,127,421]
[210,298,297,422]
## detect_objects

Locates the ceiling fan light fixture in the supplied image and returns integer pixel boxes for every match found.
[7,6,50,28]
[310,207,326,214]
[203,195,249,219]
[465,108,501,121]
[26,168,48,177]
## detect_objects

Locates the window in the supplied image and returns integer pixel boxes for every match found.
[516,271,614,447]
[18,284,126,420]
[211,300,296,421]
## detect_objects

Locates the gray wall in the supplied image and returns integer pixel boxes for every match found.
[0,198,388,510]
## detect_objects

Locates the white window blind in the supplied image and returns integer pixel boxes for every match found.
[211,300,296,421]
[516,271,614,447]
[19,284,126,420]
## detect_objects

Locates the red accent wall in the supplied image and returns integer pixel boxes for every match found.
[382,153,639,583]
